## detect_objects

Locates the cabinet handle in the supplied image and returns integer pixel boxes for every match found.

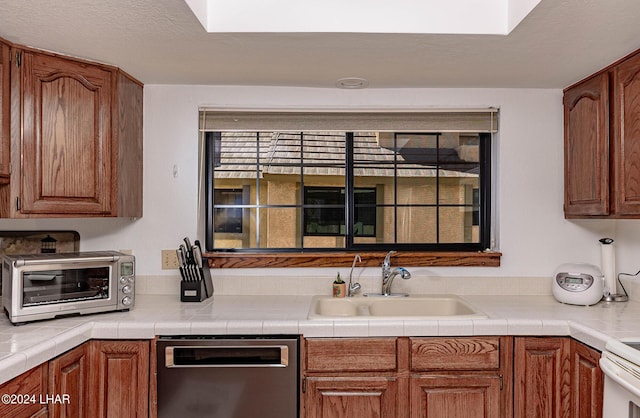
[14,51,21,67]
[15,197,20,211]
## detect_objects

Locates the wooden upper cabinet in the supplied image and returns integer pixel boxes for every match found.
[4,47,142,218]
[0,40,10,181]
[20,50,113,215]
[564,48,640,218]
[612,52,640,216]
[563,73,610,217]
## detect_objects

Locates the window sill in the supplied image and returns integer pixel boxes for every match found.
[203,251,501,268]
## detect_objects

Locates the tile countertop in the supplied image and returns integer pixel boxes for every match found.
[2,294,640,384]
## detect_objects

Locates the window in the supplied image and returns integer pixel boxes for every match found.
[304,187,377,237]
[213,189,243,233]
[202,109,497,256]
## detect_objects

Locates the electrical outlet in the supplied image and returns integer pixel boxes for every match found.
[161,249,180,269]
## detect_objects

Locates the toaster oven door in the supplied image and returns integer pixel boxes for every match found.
[21,266,111,307]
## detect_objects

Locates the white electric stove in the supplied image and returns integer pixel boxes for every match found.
[600,339,640,417]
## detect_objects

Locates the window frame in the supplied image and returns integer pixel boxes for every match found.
[204,131,493,255]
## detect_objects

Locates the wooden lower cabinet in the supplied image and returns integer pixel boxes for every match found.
[304,337,401,418]
[410,337,512,418]
[0,363,48,418]
[514,337,603,418]
[305,377,398,418]
[570,339,603,418]
[305,336,603,418]
[89,340,150,418]
[48,343,90,418]
[0,339,150,418]
[410,374,501,418]
[303,337,510,418]
[514,337,571,418]
[0,335,605,418]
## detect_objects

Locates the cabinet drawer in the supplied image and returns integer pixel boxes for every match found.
[306,338,397,372]
[411,337,501,371]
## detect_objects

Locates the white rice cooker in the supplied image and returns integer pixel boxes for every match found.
[552,263,604,306]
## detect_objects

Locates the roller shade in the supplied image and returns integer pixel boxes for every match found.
[199,108,499,133]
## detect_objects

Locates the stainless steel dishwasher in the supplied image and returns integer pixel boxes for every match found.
[157,335,299,418]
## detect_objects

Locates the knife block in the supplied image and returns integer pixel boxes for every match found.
[180,279,207,302]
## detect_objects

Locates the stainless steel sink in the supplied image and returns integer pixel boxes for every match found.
[307,294,487,320]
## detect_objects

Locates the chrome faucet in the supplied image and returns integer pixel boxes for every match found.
[347,254,362,297]
[381,251,411,296]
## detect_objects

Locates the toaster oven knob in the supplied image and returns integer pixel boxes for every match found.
[119,276,128,285]
[122,284,133,294]
[122,296,133,306]
[127,276,134,284]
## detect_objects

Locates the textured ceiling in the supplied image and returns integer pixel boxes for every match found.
[0,0,639,88]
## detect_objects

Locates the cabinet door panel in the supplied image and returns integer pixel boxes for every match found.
[20,51,112,215]
[305,377,398,418]
[0,41,9,180]
[563,73,610,217]
[613,52,640,215]
[571,340,603,418]
[49,343,90,418]
[410,375,501,418]
[90,340,149,418]
[514,337,571,418]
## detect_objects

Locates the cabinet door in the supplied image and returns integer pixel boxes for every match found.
[90,340,150,418]
[305,376,398,418]
[570,340,603,418]
[0,363,48,418]
[563,73,610,217]
[49,343,90,418]
[612,52,640,215]
[20,50,113,215]
[410,375,501,418]
[514,337,571,418]
[0,40,10,180]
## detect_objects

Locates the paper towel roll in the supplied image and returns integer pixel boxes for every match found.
[600,238,616,296]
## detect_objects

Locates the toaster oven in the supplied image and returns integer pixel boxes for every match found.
[2,251,135,325]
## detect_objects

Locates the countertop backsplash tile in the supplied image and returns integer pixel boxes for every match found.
[137,272,557,298]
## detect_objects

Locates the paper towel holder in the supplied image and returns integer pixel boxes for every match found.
[599,237,629,302]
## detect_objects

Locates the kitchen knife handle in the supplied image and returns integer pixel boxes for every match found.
[176,248,186,281]
[193,245,203,268]
[183,237,194,262]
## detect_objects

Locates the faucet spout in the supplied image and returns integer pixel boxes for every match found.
[348,254,362,297]
[382,267,412,295]
[380,251,411,296]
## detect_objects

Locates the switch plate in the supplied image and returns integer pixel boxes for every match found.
[161,249,179,269]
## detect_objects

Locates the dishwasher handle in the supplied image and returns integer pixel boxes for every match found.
[165,345,290,368]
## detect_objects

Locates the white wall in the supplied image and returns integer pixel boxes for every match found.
[2,85,637,281]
